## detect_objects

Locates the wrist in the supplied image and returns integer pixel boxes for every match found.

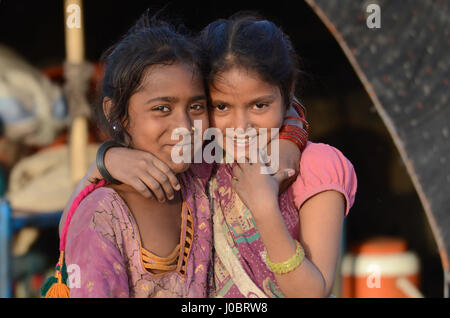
[251,199,281,223]
[279,126,307,152]
[103,147,117,177]
[96,141,123,184]
[278,139,300,176]
[279,139,301,159]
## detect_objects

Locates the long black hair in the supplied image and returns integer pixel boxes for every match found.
[95,10,202,144]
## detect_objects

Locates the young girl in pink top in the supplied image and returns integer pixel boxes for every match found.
[199,14,357,297]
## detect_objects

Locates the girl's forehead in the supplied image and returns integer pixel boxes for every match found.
[142,63,197,82]
[138,63,202,92]
[209,67,279,98]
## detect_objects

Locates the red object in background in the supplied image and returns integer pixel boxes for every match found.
[341,237,421,298]
[41,63,104,88]
[30,274,44,293]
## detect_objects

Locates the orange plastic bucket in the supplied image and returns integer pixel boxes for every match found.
[341,237,422,298]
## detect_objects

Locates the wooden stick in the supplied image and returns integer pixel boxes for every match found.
[64,0,85,63]
[64,0,88,184]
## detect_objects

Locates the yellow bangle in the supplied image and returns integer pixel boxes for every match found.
[265,240,305,274]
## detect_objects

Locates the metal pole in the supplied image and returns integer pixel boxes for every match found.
[0,199,12,297]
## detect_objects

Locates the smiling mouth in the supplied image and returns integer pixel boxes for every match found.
[229,135,258,146]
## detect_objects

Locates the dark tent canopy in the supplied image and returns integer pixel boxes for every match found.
[305,0,450,295]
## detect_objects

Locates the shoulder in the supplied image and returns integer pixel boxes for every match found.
[77,186,124,218]
[300,142,351,166]
[291,142,358,216]
[66,186,129,244]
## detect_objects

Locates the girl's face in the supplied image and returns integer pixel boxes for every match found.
[125,63,209,173]
[209,67,285,160]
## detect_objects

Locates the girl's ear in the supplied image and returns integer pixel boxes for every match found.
[102,97,113,121]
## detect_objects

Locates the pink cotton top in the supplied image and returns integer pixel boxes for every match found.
[209,141,358,297]
[291,141,357,216]
[64,164,213,298]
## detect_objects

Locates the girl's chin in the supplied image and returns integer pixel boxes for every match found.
[168,162,191,174]
[223,151,251,163]
[223,146,269,162]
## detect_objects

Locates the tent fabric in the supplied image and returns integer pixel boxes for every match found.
[6,144,98,213]
[0,45,69,146]
[305,0,450,291]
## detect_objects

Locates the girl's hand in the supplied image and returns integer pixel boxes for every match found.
[265,138,301,194]
[104,147,180,202]
[276,139,301,192]
[231,161,295,218]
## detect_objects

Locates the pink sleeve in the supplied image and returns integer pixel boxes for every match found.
[291,142,357,217]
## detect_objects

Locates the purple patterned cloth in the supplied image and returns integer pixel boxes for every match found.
[65,163,213,298]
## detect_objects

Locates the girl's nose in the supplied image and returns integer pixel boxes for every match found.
[170,111,194,138]
[176,110,194,130]
[233,111,252,132]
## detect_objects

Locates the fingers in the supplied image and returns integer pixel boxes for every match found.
[132,178,154,200]
[152,158,181,191]
[232,163,243,181]
[104,147,180,201]
[235,156,254,173]
[230,175,238,188]
[139,172,168,202]
[272,168,296,185]
[146,168,175,201]
[136,154,180,201]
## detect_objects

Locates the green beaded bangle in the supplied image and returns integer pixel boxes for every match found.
[265,240,305,274]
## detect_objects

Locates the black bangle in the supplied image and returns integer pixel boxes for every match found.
[96,141,123,185]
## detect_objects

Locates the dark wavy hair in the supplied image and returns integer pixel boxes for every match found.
[94,10,202,145]
[197,12,300,109]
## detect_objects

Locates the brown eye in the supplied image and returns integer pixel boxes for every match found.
[254,103,269,109]
[190,104,205,112]
[216,104,228,111]
[153,105,170,112]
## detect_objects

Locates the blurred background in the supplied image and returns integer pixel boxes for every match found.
[0,0,448,298]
